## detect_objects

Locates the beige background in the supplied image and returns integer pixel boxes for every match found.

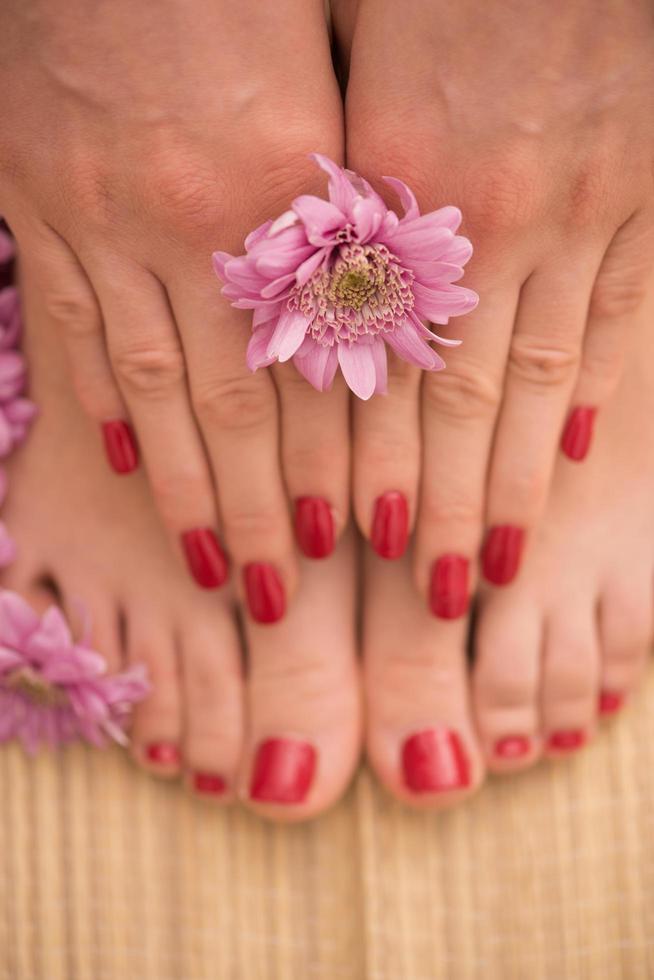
[0,667,652,980]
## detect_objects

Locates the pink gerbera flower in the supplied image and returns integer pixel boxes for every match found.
[0,590,150,753]
[213,154,478,400]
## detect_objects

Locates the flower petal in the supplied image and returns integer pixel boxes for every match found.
[293,340,337,391]
[337,342,378,401]
[352,197,384,244]
[291,195,346,245]
[383,176,420,221]
[385,319,446,372]
[370,337,388,395]
[0,590,40,647]
[246,322,277,371]
[310,154,359,213]
[413,283,479,324]
[266,309,310,363]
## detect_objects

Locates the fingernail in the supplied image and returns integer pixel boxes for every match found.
[495,735,532,759]
[181,528,229,589]
[145,742,180,766]
[193,771,227,796]
[244,563,286,624]
[371,491,409,559]
[250,738,316,803]
[101,420,138,474]
[561,406,597,462]
[294,497,335,559]
[599,690,624,715]
[429,554,469,619]
[482,525,525,585]
[402,728,471,793]
[547,730,586,752]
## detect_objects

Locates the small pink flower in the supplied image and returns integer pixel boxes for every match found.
[0,397,37,457]
[0,590,150,753]
[213,155,478,400]
[0,287,21,352]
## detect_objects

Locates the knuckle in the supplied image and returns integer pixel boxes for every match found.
[285,441,341,481]
[145,154,226,237]
[44,291,98,337]
[193,375,273,431]
[460,155,540,240]
[149,468,209,524]
[224,502,282,541]
[113,343,186,398]
[479,671,534,709]
[423,362,501,421]
[420,494,482,531]
[508,335,579,390]
[589,275,648,321]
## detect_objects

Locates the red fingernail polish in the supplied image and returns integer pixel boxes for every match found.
[402,728,471,793]
[371,491,409,559]
[294,497,335,559]
[495,735,531,759]
[181,528,229,589]
[429,555,469,619]
[599,690,624,715]
[547,730,586,752]
[250,738,316,803]
[145,742,180,766]
[101,420,138,474]
[193,771,227,796]
[244,563,286,624]
[482,525,525,585]
[561,406,597,462]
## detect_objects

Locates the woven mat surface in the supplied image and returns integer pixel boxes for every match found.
[0,667,652,980]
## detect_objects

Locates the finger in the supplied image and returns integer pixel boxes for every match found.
[83,251,228,591]
[482,254,600,586]
[17,224,139,473]
[274,360,350,560]
[166,268,297,624]
[561,210,654,462]
[352,354,421,560]
[414,281,519,617]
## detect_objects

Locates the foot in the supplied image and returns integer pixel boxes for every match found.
[2,257,361,821]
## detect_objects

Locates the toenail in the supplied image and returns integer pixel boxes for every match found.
[547,730,586,752]
[402,728,471,794]
[494,735,532,759]
[193,771,227,796]
[599,690,624,715]
[561,406,597,462]
[243,563,286,624]
[481,525,525,586]
[145,742,181,766]
[101,420,139,475]
[429,555,469,619]
[181,528,229,589]
[370,491,409,560]
[294,497,335,559]
[250,738,316,804]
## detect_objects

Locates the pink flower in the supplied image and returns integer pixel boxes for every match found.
[0,397,37,457]
[213,155,478,400]
[0,287,21,352]
[0,522,16,568]
[0,590,150,753]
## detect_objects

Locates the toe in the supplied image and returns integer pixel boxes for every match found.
[180,607,244,803]
[597,576,653,718]
[240,535,361,822]
[472,590,542,773]
[126,609,183,778]
[364,551,483,810]
[541,608,599,757]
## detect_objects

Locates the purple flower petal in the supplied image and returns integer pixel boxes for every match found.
[383,176,420,221]
[246,323,277,371]
[370,337,388,395]
[413,282,479,325]
[293,340,338,391]
[385,319,446,371]
[291,196,346,246]
[266,309,310,362]
[337,342,378,400]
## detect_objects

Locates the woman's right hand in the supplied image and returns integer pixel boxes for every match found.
[0,0,349,623]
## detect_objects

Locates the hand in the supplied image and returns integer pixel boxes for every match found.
[0,0,349,622]
[335,0,654,610]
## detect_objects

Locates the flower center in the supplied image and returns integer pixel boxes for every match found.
[289,242,414,346]
[5,666,67,707]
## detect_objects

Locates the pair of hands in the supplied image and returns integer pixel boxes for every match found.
[1,0,653,623]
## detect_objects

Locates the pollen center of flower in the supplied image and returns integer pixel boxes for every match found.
[5,666,67,707]
[290,242,415,346]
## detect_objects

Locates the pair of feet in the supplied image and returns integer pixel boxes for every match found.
[3,261,653,820]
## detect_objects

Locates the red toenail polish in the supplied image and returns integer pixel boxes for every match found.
[181,528,229,589]
[402,728,471,793]
[145,742,180,766]
[561,406,597,462]
[429,555,469,619]
[294,497,335,559]
[101,420,139,475]
[599,690,624,715]
[193,772,227,796]
[371,491,409,559]
[482,525,525,586]
[250,738,316,803]
[547,730,586,752]
[495,735,531,759]
[244,563,286,624]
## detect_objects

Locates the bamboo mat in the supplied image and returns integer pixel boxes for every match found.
[0,666,652,980]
